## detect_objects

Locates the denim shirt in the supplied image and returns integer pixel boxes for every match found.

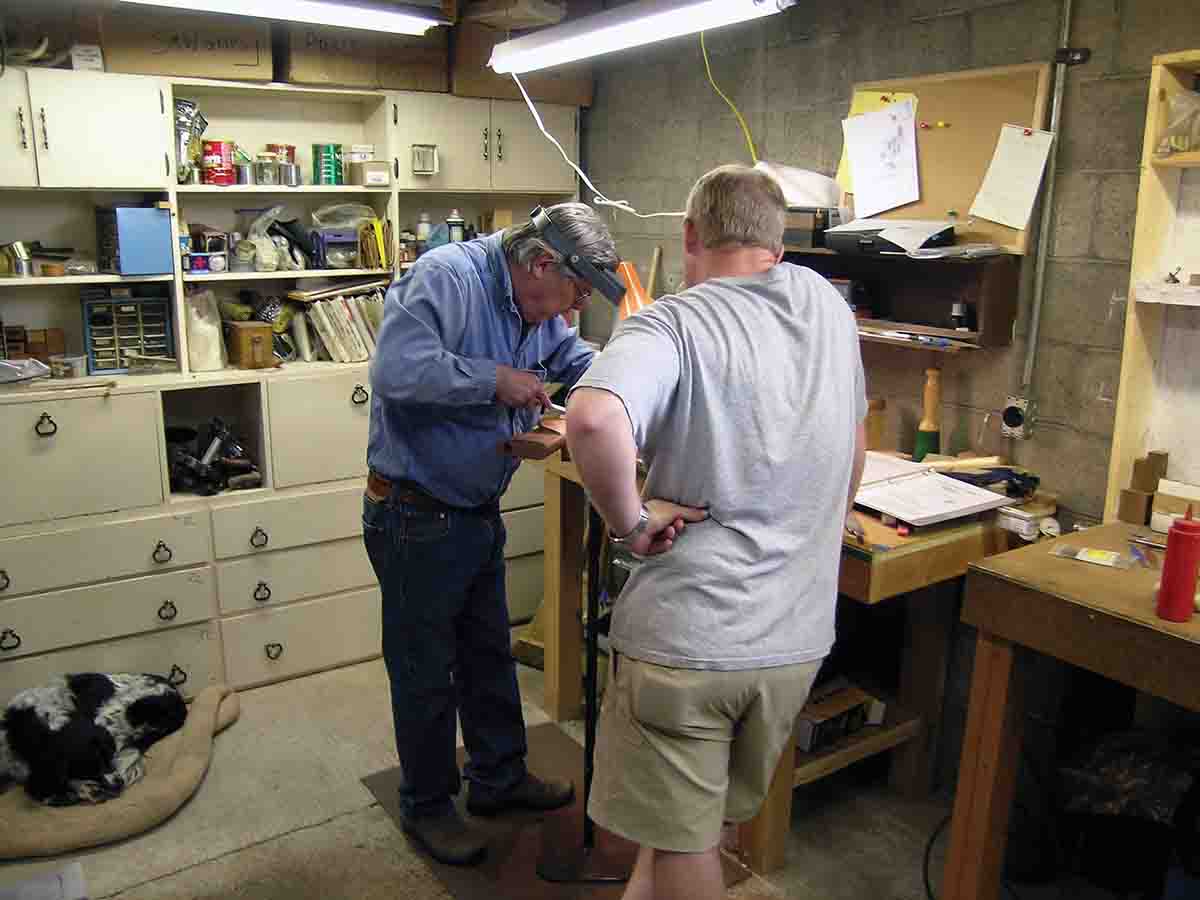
[367,232,595,507]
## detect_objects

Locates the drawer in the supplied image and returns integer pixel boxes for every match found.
[0,393,163,527]
[216,537,374,615]
[0,566,214,660]
[502,463,545,511]
[268,369,370,489]
[211,482,362,559]
[0,624,222,706]
[0,508,212,599]
[506,552,543,624]
[503,506,543,558]
[221,587,381,689]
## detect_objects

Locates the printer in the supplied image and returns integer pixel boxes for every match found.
[824,219,956,256]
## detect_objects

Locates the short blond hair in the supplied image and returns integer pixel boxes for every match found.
[685,165,786,254]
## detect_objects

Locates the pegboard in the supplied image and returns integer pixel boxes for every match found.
[851,63,1053,254]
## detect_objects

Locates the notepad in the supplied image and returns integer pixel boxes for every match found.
[856,451,1010,526]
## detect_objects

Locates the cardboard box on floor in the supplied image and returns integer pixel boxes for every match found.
[276,24,449,92]
[101,7,272,80]
[452,0,600,107]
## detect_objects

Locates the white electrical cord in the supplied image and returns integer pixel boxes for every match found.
[511,73,686,220]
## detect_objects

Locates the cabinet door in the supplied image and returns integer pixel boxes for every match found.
[268,369,370,489]
[0,71,38,187]
[393,92,492,191]
[210,483,363,559]
[25,70,169,188]
[215,537,374,615]
[490,101,578,194]
[0,393,164,528]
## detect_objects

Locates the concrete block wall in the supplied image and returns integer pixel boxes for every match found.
[580,0,1200,524]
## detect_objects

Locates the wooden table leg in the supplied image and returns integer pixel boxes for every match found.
[942,631,1025,900]
[890,581,959,797]
[738,731,796,874]
[542,469,585,722]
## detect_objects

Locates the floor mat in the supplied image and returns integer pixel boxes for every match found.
[364,722,752,899]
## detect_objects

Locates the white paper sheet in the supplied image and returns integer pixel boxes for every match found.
[859,451,929,487]
[856,470,1011,527]
[841,99,920,218]
[970,124,1055,230]
[0,863,87,900]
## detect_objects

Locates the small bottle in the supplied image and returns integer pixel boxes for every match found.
[416,212,431,242]
[1157,505,1200,623]
[951,302,970,332]
[446,209,465,243]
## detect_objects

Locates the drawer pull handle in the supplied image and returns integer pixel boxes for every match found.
[351,384,369,405]
[35,413,58,437]
[167,664,188,687]
[157,600,178,621]
[254,581,272,603]
[152,541,173,564]
[0,629,21,652]
[483,127,489,161]
[265,642,284,661]
[250,527,269,549]
[0,570,9,592]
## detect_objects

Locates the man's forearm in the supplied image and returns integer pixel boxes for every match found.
[565,388,643,537]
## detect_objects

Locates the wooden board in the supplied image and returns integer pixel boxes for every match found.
[852,63,1052,254]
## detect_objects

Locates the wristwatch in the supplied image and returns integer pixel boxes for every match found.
[609,506,650,546]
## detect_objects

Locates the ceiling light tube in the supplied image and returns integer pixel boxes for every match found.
[118,0,442,36]
[488,0,791,74]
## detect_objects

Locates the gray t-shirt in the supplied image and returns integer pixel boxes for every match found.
[575,263,867,671]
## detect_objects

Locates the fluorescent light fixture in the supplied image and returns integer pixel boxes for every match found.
[118,0,442,35]
[488,0,791,74]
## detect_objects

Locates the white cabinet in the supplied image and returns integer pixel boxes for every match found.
[0,71,38,187]
[393,92,577,193]
[210,482,363,559]
[215,537,374,615]
[268,369,370,489]
[18,69,169,189]
[0,394,164,528]
[491,100,577,194]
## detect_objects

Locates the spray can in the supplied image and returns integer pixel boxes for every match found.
[1156,505,1200,622]
[447,209,465,243]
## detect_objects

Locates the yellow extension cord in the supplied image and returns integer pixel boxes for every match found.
[700,31,759,166]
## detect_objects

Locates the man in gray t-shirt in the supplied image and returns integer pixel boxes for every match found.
[566,165,867,900]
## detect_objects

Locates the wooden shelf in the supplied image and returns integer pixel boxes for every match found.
[1152,152,1200,169]
[1134,283,1200,306]
[0,274,173,287]
[858,329,976,353]
[793,713,922,787]
[175,185,394,194]
[183,268,392,283]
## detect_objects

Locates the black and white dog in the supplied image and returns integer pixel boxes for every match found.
[0,673,187,805]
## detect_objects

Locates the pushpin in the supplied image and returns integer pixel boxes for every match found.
[947,209,959,219]
[936,120,949,128]
[1023,128,1033,136]
[897,524,912,537]
[920,121,930,129]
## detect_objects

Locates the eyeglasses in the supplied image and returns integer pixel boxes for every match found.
[559,267,593,306]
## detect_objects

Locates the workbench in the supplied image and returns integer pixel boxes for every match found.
[942,522,1200,900]
[529,451,1007,873]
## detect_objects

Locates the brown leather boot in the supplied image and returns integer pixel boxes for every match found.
[467,773,575,816]
[401,809,488,865]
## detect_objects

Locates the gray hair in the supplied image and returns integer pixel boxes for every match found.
[685,165,786,254]
[502,202,619,275]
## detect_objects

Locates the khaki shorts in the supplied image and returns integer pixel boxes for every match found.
[588,654,822,853]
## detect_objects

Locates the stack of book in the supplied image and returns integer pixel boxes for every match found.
[299,291,385,363]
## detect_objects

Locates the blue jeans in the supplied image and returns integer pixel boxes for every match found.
[362,494,527,819]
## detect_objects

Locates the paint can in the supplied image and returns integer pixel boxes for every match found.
[201,139,236,186]
[266,143,297,164]
[312,143,343,185]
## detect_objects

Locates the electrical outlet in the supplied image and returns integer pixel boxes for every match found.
[1001,396,1033,439]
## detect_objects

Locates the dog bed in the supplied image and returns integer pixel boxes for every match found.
[0,684,239,859]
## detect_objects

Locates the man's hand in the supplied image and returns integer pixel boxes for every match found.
[625,499,709,557]
[496,365,552,411]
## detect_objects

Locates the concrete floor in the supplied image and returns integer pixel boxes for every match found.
[0,659,1106,900]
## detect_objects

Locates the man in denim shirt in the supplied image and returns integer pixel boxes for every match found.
[364,204,617,865]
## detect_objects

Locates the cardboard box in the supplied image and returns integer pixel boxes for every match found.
[276,24,448,92]
[101,8,271,81]
[349,162,392,187]
[223,321,277,370]
[452,17,595,107]
[795,680,886,753]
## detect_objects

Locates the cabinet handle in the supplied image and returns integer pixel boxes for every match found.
[393,102,398,126]
[17,108,28,151]
[0,629,21,652]
[265,642,284,661]
[159,88,165,115]
[497,128,503,161]
[0,570,9,592]
[351,383,369,405]
[167,664,188,687]
[164,152,170,178]
[40,107,48,151]
[254,581,272,603]
[250,526,269,549]
[157,600,178,621]
[394,157,399,179]
[152,540,173,564]
[34,412,57,437]
[483,127,489,161]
